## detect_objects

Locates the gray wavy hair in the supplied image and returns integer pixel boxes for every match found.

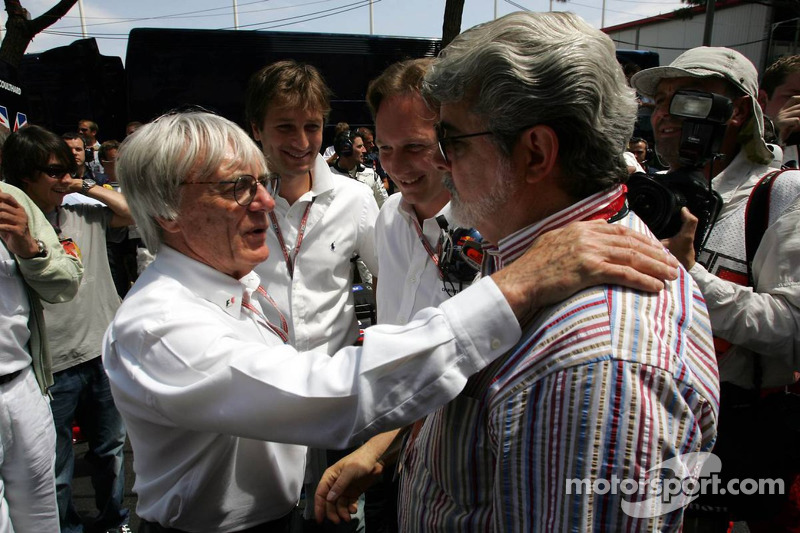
[116,111,268,252]
[423,11,637,198]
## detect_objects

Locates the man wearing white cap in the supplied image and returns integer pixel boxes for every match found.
[632,47,800,530]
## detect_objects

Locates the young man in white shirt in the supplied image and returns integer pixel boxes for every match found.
[245,60,381,530]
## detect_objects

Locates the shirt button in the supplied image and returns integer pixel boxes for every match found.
[410,276,417,283]
[491,338,502,350]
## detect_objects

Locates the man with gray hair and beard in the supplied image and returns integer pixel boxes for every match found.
[317,11,719,531]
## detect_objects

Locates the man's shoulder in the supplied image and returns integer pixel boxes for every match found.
[770,168,800,189]
[61,200,111,225]
[0,181,32,206]
[329,165,348,178]
[378,193,403,217]
[486,269,704,398]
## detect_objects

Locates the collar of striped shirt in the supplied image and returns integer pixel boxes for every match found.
[482,184,627,274]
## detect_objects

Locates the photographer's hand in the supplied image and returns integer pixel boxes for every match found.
[661,207,697,270]
[774,95,800,145]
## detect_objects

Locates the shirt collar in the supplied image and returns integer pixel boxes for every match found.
[484,184,627,271]
[309,154,335,196]
[153,246,261,319]
[398,198,451,226]
[272,154,335,209]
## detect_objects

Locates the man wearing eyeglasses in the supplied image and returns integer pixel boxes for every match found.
[104,109,680,532]
[317,13,719,531]
[3,125,135,533]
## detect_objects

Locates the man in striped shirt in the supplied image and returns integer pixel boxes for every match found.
[391,12,719,531]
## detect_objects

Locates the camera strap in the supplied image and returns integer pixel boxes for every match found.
[744,169,786,287]
[743,168,791,391]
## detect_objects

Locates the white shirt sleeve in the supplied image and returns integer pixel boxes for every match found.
[357,185,380,277]
[104,275,519,449]
[689,197,800,370]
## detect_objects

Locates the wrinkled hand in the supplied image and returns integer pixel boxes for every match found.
[774,95,800,144]
[0,192,39,258]
[314,446,385,524]
[492,219,680,321]
[661,207,697,270]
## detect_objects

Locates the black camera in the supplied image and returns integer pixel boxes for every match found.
[628,90,728,248]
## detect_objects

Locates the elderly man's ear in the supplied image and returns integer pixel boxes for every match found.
[156,216,181,234]
[515,125,559,184]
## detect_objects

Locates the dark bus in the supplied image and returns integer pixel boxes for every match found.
[125,28,441,143]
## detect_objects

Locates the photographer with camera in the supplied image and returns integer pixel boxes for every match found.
[632,47,800,531]
[761,54,800,168]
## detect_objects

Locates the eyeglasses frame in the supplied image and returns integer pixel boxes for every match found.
[435,123,493,164]
[180,174,280,206]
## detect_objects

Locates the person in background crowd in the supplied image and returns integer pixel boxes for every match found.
[97,141,120,188]
[63,131,97,183]
[760,55,800,167]
[125,121,143,138]
[4,125,134,533]
[329,130,388,207]
[78,120,103,176]
[99,140,139,297]
[356,126,390,193]
[324,121,350,162]
[0,141,83,533]
[633,45,800,532]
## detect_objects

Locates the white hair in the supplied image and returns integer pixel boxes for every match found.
[116,112,268,252]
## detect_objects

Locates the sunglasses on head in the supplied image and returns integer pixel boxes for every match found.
[37,165,75,179]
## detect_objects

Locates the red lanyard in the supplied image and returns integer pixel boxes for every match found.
[412,217,443,280]
[269,198,316,279]
[242,286,290,344]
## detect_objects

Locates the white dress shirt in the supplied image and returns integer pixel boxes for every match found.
[102,245,519,531]
[255,155,379,354]
[376,195,461,325]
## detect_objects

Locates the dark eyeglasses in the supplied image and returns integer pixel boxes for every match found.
[435,123,493,164]
[37,166,74,179]
[180,174,280,206]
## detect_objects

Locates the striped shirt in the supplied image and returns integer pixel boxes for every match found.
[397,185,719,532]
